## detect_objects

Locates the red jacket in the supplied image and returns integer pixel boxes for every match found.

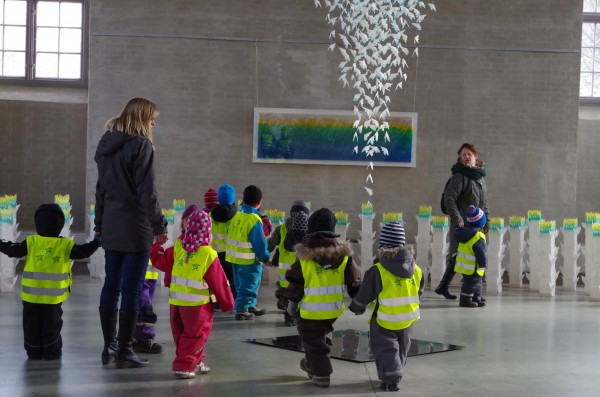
[150,237,234,312]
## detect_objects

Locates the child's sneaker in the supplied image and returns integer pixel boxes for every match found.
[174,371,196,379]
[380,382,400,391]
[235,311,255,320]
[311,375,330,388]
[299,357,313,379]
[195,362,211,374]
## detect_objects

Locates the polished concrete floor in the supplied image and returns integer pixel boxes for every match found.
[1,269,599,397]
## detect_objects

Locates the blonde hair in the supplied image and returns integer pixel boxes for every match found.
[106,97,159,141]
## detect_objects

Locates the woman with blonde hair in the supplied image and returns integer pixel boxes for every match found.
[95,97,168,369]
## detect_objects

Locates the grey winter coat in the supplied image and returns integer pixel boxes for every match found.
[444,173,489,226]
[94,130,167,252]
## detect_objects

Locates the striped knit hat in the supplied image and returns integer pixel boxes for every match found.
[378,222,406,249]
[465,205,486,228]
[204,188,218,210]
[182,210,212,255]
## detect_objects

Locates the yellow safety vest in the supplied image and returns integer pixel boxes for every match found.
[371,262,421,330]
[277,223,296,289]
[21,235,74,304]
[225,211,262,265]
[168,240,215,307]
[211,217,229,253]
[299,256,348,320]
[455,231,486,276]
[145,258,159,280]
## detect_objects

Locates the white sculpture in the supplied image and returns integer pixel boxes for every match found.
[0,204,20,292]
[561,220,581,291]
[415,211,432,289]
[538,221,559,297]
[526,214,541,291]
[486,222,507,294]
[508,220,527,288]
[430,217,449,289]
[358,209,375,277]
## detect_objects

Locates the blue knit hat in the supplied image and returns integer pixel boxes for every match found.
[217,184,236,205]
[465,205,486,228]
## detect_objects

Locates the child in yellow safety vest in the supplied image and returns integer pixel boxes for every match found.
[0,203,100,360]
[267,200,310,326]
[454,205,487,308]
[284,208,361,388]
[151,209,234,379]
[349,222,423,392]
[133,205,199,354]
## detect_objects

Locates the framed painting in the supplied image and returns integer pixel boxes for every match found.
[253,107,417,167]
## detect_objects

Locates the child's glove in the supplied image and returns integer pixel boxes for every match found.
[286,301,298,317]
[348,300,366,315]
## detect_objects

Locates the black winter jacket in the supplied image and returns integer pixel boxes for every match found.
[94,130,166,252]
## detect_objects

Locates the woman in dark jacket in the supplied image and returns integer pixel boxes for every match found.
[95,97,168,368]
[435,143,489,299]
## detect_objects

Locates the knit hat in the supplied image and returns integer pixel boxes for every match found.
[182,210,212,254]
[290,200,310,216]
[306,208,339,237]
[34,203,65,237]
[379,222,406,249]
[203,188,218,210]
[465,205,486,228]
[181,204,199,220]
[243,185,263,206]
[217,184,236,205]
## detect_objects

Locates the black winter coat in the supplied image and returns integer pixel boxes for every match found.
[94,130,166,252]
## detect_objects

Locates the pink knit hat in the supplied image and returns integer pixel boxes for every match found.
[181,204,199,220]
[182,210,212,255]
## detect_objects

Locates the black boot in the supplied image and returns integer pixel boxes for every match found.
[115,310,149,369]
[99,308,118,365]
[459,294,478,308]
[435,255,457,300]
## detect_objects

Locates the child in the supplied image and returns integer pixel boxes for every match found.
[267,200,310,326]
[0,203,100,360]
[133,205,198,354]
[284,208,361,388]
[349,222,423,392]
[455,205,487,308]
[225,185,271,320]
[150,209,234,379]
[202,188,218,213]
[210,184,237,298]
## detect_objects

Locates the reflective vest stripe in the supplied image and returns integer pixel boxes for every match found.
[22,286,69,296]
[278,262,293,281]
[171,275,209,291]
[457,251,476,262]
[169,291,211,304]
[212,242,227,251]
[213,233,226,240]
[304,285,345,295]
[299,301,344,312]
[227,251,256,260]
[226,238,253,249]
[22,271,68,281]
[379,296,420,306]
[377,309,421,323]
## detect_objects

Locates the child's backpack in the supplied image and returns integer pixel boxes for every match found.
[440,175,468,215]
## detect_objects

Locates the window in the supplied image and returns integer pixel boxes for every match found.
[0,0,87,84]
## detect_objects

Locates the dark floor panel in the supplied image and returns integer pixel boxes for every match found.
[247,329,463,362]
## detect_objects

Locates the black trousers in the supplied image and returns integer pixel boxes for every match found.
[22,301,63,360]
[297,317,336,377]
[217,252,236,298]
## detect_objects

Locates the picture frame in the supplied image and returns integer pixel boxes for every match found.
[253,107,417,167]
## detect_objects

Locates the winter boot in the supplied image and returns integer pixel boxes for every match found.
[115,310,149,368]
[459,294,478,308]
[435,255,458,299]
[99,308,118,365]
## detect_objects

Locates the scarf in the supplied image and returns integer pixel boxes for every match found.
[451,161,487,180]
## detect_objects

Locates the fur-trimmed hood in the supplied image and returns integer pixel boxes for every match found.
[295,239,353,269]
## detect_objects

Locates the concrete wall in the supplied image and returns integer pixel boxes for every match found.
[0,93,87,231]
[3,0,585,239]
